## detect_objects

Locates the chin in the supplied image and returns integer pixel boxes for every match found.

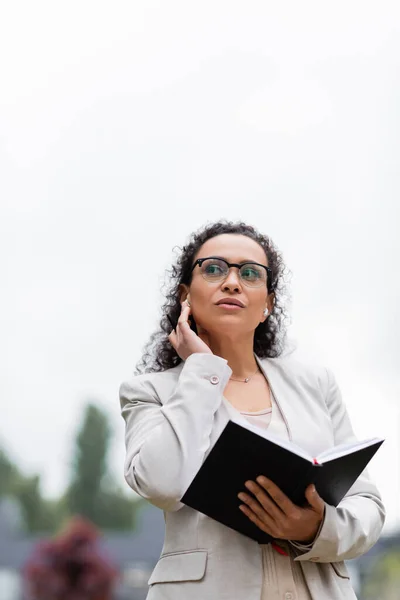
[207,318,245,335]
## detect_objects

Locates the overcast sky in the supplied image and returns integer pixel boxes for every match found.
[1,0,399,532]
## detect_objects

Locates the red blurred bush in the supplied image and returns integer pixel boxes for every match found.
[24,517,118,600]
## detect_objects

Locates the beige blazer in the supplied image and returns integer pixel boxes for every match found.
[120,353,385,600]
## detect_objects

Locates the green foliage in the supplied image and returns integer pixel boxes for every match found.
[0,448,64,533]
[0,449,19,496]
[95,488,140,530]
[1,401,138,533]
[66,402,138,530]
[362,549,400,600]
[13,474,50,532]
[67,404,110,521]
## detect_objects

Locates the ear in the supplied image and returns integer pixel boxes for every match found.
[178,283,190,304]
[261,292,275,323]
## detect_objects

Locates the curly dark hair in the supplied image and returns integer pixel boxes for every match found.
[136,221,290,373]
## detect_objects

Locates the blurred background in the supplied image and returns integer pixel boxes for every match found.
[1,0,399,598]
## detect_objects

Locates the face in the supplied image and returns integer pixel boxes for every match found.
[182,234,274,337]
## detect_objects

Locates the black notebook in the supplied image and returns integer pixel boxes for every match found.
[181,419,383,544]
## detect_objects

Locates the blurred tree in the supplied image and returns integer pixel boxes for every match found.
[0,448,19,496]
[14,474,49,531]
[13,474,63,533]
[66,403,138,530]
[67,404,110,522]
[362,549,400,600]
[0,447,63,533]
[95,487,140,530]
[1,402,138,533]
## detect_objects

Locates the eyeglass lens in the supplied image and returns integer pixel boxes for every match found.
[199,258,266,286]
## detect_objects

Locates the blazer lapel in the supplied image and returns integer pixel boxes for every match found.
[160,360,250,451]
[255,355,293,440]
[256,355,334,456]
[208,397,250,451]
[159,354,327,456]
[163,356,296,448]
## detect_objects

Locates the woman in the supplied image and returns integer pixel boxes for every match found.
[120,221,385,600]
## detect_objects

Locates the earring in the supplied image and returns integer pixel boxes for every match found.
[263,308,269,317]
[186,297,191,307]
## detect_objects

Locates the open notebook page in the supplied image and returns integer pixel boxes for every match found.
[317,437,384,463]
[230,417,313,462]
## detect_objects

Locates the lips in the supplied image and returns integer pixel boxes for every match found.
[216,298,245,307]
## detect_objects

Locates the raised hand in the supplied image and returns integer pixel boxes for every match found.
[168,300,213,360]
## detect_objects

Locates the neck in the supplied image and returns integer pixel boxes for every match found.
[206,333,258,378]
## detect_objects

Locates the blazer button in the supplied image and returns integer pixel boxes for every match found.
[210,375,220,385]
[284,594,294,600]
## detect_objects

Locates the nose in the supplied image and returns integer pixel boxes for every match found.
[220,268,242,293]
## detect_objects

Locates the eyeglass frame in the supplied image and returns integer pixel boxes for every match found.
[190,256,273,292]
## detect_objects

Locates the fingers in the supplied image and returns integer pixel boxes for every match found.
[168,301,192,354]
[168,300,213,359]
[177,300,191,323]
[238,503,272,535]
[254,477,295,517]
[167,302,190,336]
[243,481,283,521]
[305,484,325,515]
[239,479,325,541]
[168,329,178,350]
[177,302,192,336]
[238,492,276,532]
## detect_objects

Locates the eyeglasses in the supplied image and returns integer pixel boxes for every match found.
[191,257,272,290]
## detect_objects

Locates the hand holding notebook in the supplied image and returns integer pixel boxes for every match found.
[238,476,325,543]
[181,418,384,543]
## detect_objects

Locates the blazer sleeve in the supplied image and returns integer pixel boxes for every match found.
[293,367,385,563]
[120,353,232,512]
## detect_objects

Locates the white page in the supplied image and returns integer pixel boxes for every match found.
[230,417,313,463]
[316,437,384,463]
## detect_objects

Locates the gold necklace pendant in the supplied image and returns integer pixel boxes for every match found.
[230,367,259,384]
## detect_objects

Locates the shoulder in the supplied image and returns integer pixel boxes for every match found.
[120,353,230,405]
[260,352,332,394]
[262,353,345,415]
[119,363,183,405]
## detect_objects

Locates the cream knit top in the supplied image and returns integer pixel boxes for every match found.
[240,394,312,600]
